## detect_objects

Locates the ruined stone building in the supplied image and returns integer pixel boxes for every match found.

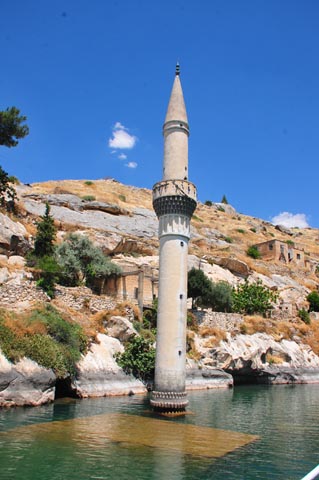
[254,239,306,266]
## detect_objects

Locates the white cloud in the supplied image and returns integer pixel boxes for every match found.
[108,122,137,149]
[125,161,137,169]
[118,153,127,160]
[114,121,126,130]
[271,212,310,228]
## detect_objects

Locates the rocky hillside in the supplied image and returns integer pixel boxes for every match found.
[1,178,319,407]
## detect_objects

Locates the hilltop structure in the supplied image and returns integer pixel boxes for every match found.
[150,65,197,413]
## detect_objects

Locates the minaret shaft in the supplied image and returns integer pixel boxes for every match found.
[150,66,197,413]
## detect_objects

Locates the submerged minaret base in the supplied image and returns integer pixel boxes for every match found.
[150,65,197,414]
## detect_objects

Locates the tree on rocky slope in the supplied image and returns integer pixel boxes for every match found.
[56,233,121,287]
[232,280,278,316]
[27,203,59,297]
[187,267,213,308]
[0,107,29,209]
[0,107,29,147]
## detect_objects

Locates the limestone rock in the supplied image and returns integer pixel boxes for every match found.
[73,333,146,397]
[188,255,238,286]
[106,316,138,342]
[213,203,236,214]
[275,224,293,236]
[214,257,250,277]
[23,199,157,238]
[0,212,28,255]
[82,201,129,216]
[0,267,9,284]
[186,359,233,389]
[209,333,319,384]
[7,255,26,267]
[0,351,55,408]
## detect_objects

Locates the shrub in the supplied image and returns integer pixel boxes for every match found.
[217,205,225,212]
[209,281,233,312]
[7,175,20,185]
[115,335,155,384]
[81,195,96,201]
[224,236,233,244]
[35,255,61,298]
[298,308,311,325]
[204,200,213,206]
[307,291,319,312]
[247,245,261,259]
[232,280,278,316]
[56,233,121,287]
[0,306,88,378]
[84,181,94,186]
[237,228,246,234]
[118,194,126,202]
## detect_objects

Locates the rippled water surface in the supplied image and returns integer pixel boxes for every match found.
[0,385,319,479]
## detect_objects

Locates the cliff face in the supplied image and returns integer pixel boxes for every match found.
[1,178,319,407]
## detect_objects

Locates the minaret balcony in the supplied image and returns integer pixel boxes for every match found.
[152,179,197,218]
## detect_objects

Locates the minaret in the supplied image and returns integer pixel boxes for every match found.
[150,64,197,413]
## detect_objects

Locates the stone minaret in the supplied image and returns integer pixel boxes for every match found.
[150,64,197,413]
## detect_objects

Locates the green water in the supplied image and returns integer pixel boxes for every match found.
[0,385,319,479]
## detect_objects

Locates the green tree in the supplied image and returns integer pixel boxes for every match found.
[0,107,29,209]
[221,194,228,204]
[33,203,56,257]
[0,107,29,147]
[115,335,155,384]
[0,166,17,207]
[307,291,319,312]
[56,233,121,287]
[27,203,58,297]
[187,267,213,308]
[208,281,233,312]
[232,279,278,316]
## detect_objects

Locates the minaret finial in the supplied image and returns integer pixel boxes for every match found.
[175,62,180,76]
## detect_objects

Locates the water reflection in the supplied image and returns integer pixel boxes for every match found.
[0,386,319,480]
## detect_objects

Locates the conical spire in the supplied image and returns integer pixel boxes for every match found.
[164,64,188,124]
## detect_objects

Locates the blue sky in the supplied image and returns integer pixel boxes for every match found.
[1,1,319,228]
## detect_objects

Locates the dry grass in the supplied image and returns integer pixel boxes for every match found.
[30,179,153,211]
[265,353,284,364]
[199,326,227,348]
[240,315,273,335]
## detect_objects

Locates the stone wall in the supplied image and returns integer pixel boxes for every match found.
[192,310,243,333]
[0,279,49,309]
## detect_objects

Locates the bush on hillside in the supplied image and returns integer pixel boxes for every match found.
[56,233,121,287]
[307,291,319,312]
[232,280,278,316]
[115,335,155,384]
[0,305,88,378]
[209,281,233,312]
[246,245,261,259]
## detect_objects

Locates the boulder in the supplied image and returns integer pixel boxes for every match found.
[73,334,146,397]
[0,213,28,255]
[7,255,26,267]
[214,257,250,277]
[106,316,138,342]
[0,352,56,408]
[275,224,293,236]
